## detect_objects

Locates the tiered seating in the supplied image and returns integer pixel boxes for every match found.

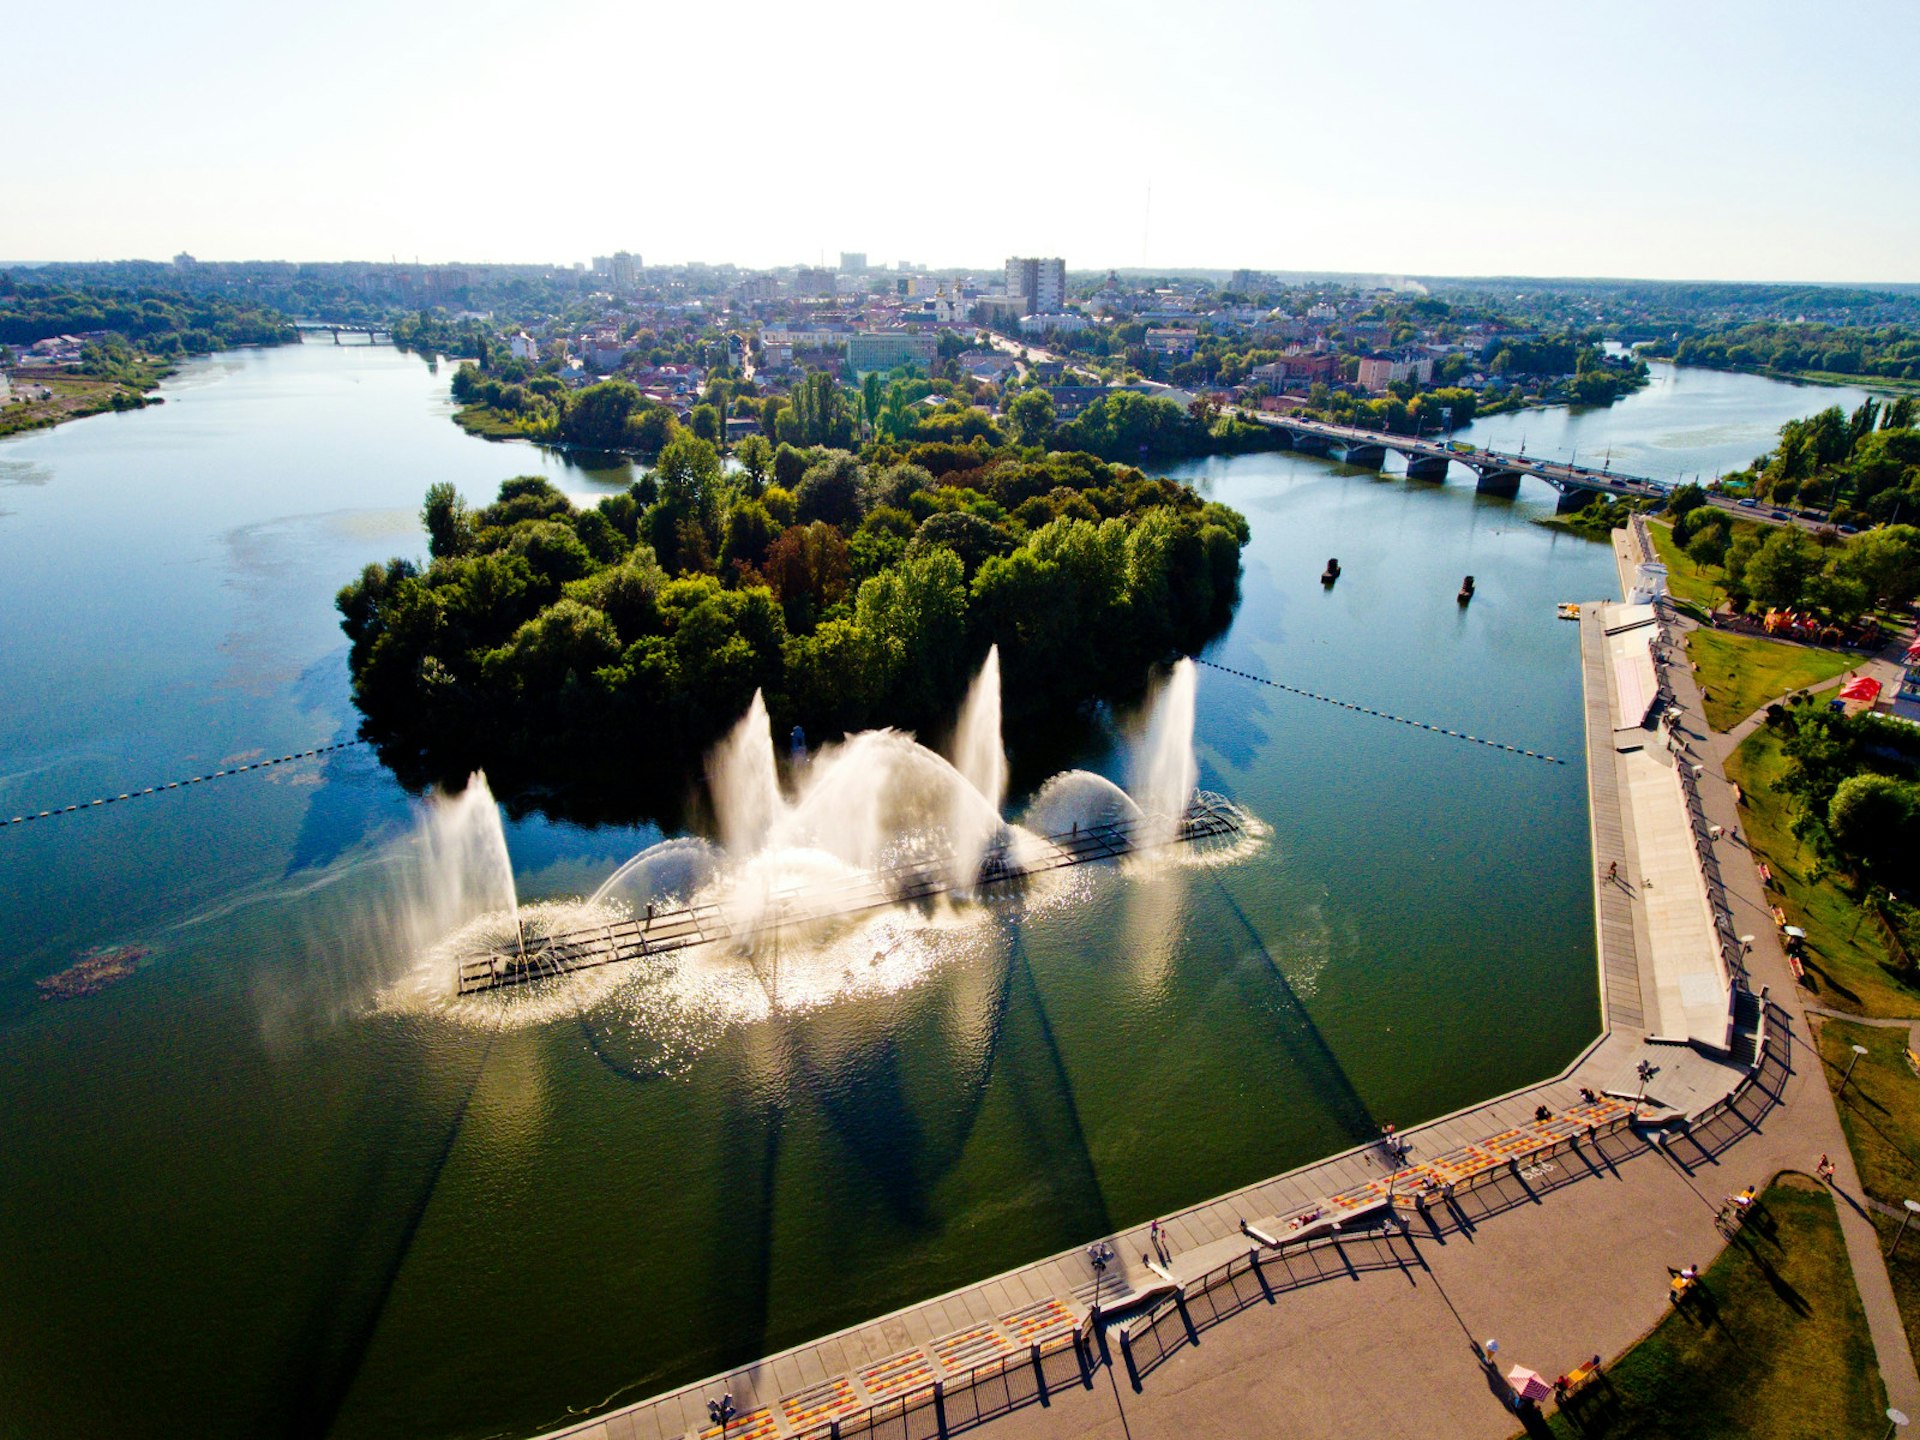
[999,1297,1078,1348]
[698,1407,779,1440]
[779,1376,860,1437]
[859,1347,938,1403]
[932,1323,1013,1375]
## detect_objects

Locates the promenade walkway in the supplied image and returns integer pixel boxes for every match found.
[537,528,1896,1440]
[1614,515,1920,1413]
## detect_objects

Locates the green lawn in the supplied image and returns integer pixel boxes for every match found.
[1686,628,1857,732]
[1725,727,1920,1017]
[1814,1017,1920,1369]
[1536,1174,1883,1439]
[1646,519,1726,608]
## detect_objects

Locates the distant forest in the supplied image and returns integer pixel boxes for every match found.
[0,278,296,355]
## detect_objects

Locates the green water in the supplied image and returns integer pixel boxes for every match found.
[0,346,1872,1438]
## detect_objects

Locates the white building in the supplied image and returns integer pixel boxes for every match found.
[1019,313,1090,336]
[508,332,539,362]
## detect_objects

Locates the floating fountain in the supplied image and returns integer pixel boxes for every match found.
[444,654,1239,998]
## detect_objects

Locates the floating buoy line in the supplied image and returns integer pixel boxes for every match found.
[1194,658,1566,765]
[2,741,368,828]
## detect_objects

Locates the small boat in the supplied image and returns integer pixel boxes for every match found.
[1321,558,1341,585]
[1557,602,1581,620]
[1457,575,1475,605]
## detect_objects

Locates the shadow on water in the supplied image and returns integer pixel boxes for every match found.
[273,1032,497,1440]
[796,913,1111,1240]
[1210,875,1378,1145]
[697,1084,789,1368]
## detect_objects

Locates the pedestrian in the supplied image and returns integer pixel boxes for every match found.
[1817,1153,1835,1183]
[1608,860,1619,881]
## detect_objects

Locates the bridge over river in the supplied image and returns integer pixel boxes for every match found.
[1236,409,1805,528]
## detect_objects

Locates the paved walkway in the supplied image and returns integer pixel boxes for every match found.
[1658,604,1920,1415]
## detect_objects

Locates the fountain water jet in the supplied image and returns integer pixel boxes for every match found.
[413,771,521,954]
[946,646,1008,889]
[707,690,782,858]
[1133,659,1199,848]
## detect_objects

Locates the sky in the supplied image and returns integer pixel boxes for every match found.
[9,0,1919,283]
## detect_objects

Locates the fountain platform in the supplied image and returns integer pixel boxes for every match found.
[455,793,1243,995]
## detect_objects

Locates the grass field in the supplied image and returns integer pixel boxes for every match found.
[451,403,527,439]
[1645,519,1726,608]
[1537,1174,1883,1438]
[1685,629,1856,731]
[1725,727,1920,1017]
[1814,1017,1920,1367]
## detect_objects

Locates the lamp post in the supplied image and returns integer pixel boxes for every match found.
[1087,1241,1115,1313]
[1890,1201,1920,1259]
[1842,1043,1870,1097]
[1635,1058,1656,1116]
[707,1393,737,1436]
[1884,1406,1909,1440]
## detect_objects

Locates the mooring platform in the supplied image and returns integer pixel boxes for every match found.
[456,793,1244,995]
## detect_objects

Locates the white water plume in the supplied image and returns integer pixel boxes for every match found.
[947,647,1008,889]
[707,690,782,858]
[1133,659,1199,848]
[413,771,520,953]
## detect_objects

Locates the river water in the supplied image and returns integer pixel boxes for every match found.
[0,347,1871,1438]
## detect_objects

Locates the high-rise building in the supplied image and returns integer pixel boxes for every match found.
[1003,256,1066,315]
[840,252,867,274]
[794,267,838,298]
[608,251,641,291]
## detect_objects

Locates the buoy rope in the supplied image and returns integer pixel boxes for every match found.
[2,740,369,828]
[1195,658,1566,765]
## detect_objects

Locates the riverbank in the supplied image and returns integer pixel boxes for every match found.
[0,364,169,437]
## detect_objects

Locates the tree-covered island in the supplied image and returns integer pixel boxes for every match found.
[337,434,1247,801]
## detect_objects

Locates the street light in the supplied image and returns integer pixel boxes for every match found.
[1884,1407,1909,1440]
[707,1393,737,1435]
[1890,1202,1920,1259]
[1635,1058,1657,1115]
[1087,1241,1115,1312]
[1842,1043,1870,1096]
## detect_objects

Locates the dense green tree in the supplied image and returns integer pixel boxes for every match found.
[1742,528,1822,609]
[795,453,866,528]
[422,482,475,559]
[1007,388,1057,448]
[1827,773,1920,877]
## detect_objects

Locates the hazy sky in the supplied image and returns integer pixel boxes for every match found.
[10,0,1918,282]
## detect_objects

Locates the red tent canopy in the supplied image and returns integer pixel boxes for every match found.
[1838,676,1883,703]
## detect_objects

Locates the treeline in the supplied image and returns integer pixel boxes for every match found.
[337,438,1247,793]
[1670,492,1920,623]
[1732,398,1920,524]
[1302,384,1481,436]
[1643,321,1920,382]
[0,279,296,353]
[390,309,485,358]
[1770,704,1920,890]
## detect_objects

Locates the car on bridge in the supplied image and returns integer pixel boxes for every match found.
[1737,498,1759,508]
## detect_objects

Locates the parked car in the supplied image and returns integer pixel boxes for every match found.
[1839,524,1860,534]
[1771,510,1791,520]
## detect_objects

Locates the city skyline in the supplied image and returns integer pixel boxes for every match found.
[9,0,1919,284]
